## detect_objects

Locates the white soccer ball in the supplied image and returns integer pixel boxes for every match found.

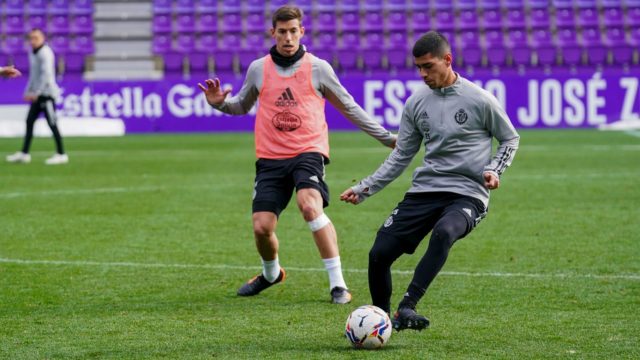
[345,305,392,349]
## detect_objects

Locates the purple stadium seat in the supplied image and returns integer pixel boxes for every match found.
[70,0,92,15]
[434,9,455,31]
[484,30,507,67]
[215,34,240,72]
[603,7,624,27]
[411,0,429,10]
[311,32,335,64]
[575,0,597,8]
[71,35,94,54]
[459,31,482,67]
[4,15,25,35]
[341,11,360,32]
[531,29,556,66]
[361,45,385,72]
[164,52,184,74]
[29,15,48,33]
[245,12,265,33]
[581,27,607,66]
[480,0,501,8]
[296,0,313,12]
[176,14,196,33]
[626,7,640,27]
[12,54,30,72]
[555,7,576,30]
[503,0,524,8]
[363,0,384,11]
[153,14,172,33]
[338,31,360,70]
[387,0,408,11]
[49,0,70,15]
[196,34,217,52]
[71,14,94,34]
[556,28,582,66]
[153,34,172,54]
[363,11,384,32]
[245,0,264,12]
[387,11,407,32]
[629,27,640,48]
[50,15,71,35]
[505,8,526,30]
[238,34,264,71]
[175,0,194,14]
[196,0,217,14]
[4,0,25,15]
[222,13,243,33]
[529,0,550,8]
[481,9,503,30]
[576,8,599,28]
[153,0,172,14]
[50,36,70,54]
[411,10,431,35]
[507,30,531,67]
[3,35,27,54]
[456,9,479,31]
[28,0,48,15]
[457,0,477,9]
[550,0,571,8]
[316,0,336,12]
[176,34,195,53]
[63,53,84,74]
[339,0,360,12]
[434,0,454,10]
[605,27,633,65]
[600,0,622,8]
[189,52,209,74]
[528,8,550,30]
[317,11,337,33]
[387,45,409,71]
[270,0,288,12]
[223,0,242,13]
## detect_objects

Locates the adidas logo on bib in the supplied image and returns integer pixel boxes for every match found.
[275,87,298,108]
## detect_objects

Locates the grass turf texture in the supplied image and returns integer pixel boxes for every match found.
[1,130,638,359]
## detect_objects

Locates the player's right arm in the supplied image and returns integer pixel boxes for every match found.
[0,65,21,78]
[198,60,260,115]
[340,100,423,204]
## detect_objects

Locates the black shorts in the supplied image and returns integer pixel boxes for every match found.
[252,152,330,217]
[377,192,487,254]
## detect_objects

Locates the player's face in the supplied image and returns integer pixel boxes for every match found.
[28,31,45,49]
[271,19,305,57]
[414,52,453,89]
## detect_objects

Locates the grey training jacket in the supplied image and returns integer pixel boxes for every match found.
[352,73,520,208]
[25,44,60,100]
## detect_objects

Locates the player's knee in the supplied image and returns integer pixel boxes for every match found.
[432,217,465,247]
[253,218,275,239]
[300,202,322,222]
[369,235,395,265]
[307,213,331,232]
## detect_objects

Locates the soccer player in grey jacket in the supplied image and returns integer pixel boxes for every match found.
[341,31,520,331]
[6,29,67,165]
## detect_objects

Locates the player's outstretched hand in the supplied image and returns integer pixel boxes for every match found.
[197,78,232,106]
[0,65,21,78]
[483,171,500,190]
[340,188,361,205]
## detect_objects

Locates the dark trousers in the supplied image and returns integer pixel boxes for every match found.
[22,95,65,155]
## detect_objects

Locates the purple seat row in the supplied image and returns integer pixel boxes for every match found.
[1,0,93,15]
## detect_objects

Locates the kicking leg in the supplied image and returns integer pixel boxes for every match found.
[368,232,405,314]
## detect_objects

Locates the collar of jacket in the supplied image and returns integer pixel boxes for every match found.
[432,72,461,96]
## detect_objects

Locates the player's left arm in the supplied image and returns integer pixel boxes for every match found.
[482,95,520,190]
[316,60,397,148]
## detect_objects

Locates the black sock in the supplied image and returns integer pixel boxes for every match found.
[402,212,468,307]
[368,233,404,314]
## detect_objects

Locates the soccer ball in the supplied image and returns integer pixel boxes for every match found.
[345,305,392,349]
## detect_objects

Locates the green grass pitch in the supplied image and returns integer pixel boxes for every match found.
[1,130,638,359]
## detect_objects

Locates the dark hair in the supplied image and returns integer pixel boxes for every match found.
[272,5,303,28]
[412,31,450,58]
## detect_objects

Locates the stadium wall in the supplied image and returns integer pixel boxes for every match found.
[0,69,638,136]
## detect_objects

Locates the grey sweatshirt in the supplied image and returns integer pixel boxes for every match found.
[25,44,60,99]
[352,74,520,208]
[213,52,397,148]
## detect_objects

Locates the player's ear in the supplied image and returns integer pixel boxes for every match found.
[300,26,305,37]
[270,28,276,38]
[444,53,453,67]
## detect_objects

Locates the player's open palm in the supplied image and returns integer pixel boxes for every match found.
[198,78,232,106]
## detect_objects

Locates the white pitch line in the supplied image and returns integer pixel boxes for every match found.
[0,186,166,199]
[0,257,638,281]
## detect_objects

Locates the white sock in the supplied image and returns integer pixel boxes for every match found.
[322,256,347,291]
[261,257,281,283]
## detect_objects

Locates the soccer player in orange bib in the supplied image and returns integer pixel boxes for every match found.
[198,6,396,304]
